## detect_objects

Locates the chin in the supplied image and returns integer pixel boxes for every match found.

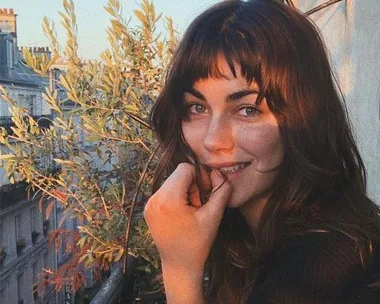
[226,189,272,212]
[224,193,248,209]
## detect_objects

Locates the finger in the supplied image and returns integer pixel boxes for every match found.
[188,185,201,207]
[189,166,212,207]
[196,169,232,220]
[158,163,196,204]
[200,166,212,193]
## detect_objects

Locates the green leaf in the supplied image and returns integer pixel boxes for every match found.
[0,154,14,160]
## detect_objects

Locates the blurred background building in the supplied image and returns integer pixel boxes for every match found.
[0,8,77,304]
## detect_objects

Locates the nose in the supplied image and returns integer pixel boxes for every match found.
[203,116,234,152]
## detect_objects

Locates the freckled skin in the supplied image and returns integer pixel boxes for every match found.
[181,57,284,227]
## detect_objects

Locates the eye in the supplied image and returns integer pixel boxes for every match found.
[188,104,207,114]
[237,106,259,117]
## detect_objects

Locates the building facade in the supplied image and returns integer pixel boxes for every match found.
[0,8,73,304]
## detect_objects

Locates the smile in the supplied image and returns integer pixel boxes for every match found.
[204,162,251,174]
[219,163,250,174]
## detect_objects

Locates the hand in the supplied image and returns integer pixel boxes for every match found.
[144,163,232,272]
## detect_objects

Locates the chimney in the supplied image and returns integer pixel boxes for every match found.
[0,8,17,35]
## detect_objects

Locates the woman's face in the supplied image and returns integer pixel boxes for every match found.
[181,57,284,225]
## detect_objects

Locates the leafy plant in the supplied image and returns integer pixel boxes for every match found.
[0,0,177,295]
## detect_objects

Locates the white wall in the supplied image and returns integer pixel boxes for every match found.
[296,0,380,203]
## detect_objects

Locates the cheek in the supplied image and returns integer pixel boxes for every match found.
[238,123,283,166]
[181,121,203,152]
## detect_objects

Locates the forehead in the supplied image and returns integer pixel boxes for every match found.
[190,76,257,97]
[210,55,239,80]
[188,56,258,92]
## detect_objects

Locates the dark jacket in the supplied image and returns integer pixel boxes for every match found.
[246,232,380,303]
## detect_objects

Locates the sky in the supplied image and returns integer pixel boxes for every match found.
[1,0,220,60]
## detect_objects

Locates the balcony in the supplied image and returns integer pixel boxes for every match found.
[0,163,60,211]
[88,257,166,304]
[0,181,31,210]
[0,114,53,135]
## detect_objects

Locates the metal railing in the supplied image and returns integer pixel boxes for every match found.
[89,256,167,304]
[0,181,30,210]
[90,257,136,304]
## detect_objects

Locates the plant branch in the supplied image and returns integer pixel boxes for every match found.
[92,177,110,218]
[80,226,107,247]
[122,144,159,273]
[7,135,45,149]
[305,0,344,16]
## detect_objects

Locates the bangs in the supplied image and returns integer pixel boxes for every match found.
[174,14,264,88]
[165,0,290,117]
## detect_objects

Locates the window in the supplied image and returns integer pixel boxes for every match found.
[15,214,22,241]
[31,207,40,245]
[17,273,24,304]
[32,262,39,302]
[0,222,4,249]
[15,214,25,255]
[43,252,50,289]
[18,94,26,110]
[43,252,49,269]
[31,207,37,232]
[28,95,36,115]
[6,40,13,68]
[17,94,36,115]
[0,223,5,266]
[32,261,38,283]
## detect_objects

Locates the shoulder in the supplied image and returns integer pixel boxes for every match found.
[247,231,380,303]
[269,231,363,280]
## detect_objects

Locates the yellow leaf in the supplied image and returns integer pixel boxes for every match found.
[134,10,147,25]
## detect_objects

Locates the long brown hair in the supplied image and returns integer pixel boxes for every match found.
[149,0,380,302]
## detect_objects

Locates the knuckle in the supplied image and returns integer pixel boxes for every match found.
[143,202,151,220]
[144,196,157,218]
[177,162,193,172]
[144,193,168,220]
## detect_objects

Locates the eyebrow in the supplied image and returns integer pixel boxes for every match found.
[184,87,259,103]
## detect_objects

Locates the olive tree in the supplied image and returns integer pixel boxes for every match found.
[0,0,177,294]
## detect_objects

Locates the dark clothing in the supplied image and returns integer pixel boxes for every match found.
[246,232,380,303]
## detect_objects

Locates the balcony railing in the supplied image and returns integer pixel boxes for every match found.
[0,114,53,135]
[0,181,31,210]
[90,258,136,304]
[0,163,61,210]
[89,256,166,304]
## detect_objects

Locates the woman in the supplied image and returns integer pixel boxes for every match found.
[144,0,380,303]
